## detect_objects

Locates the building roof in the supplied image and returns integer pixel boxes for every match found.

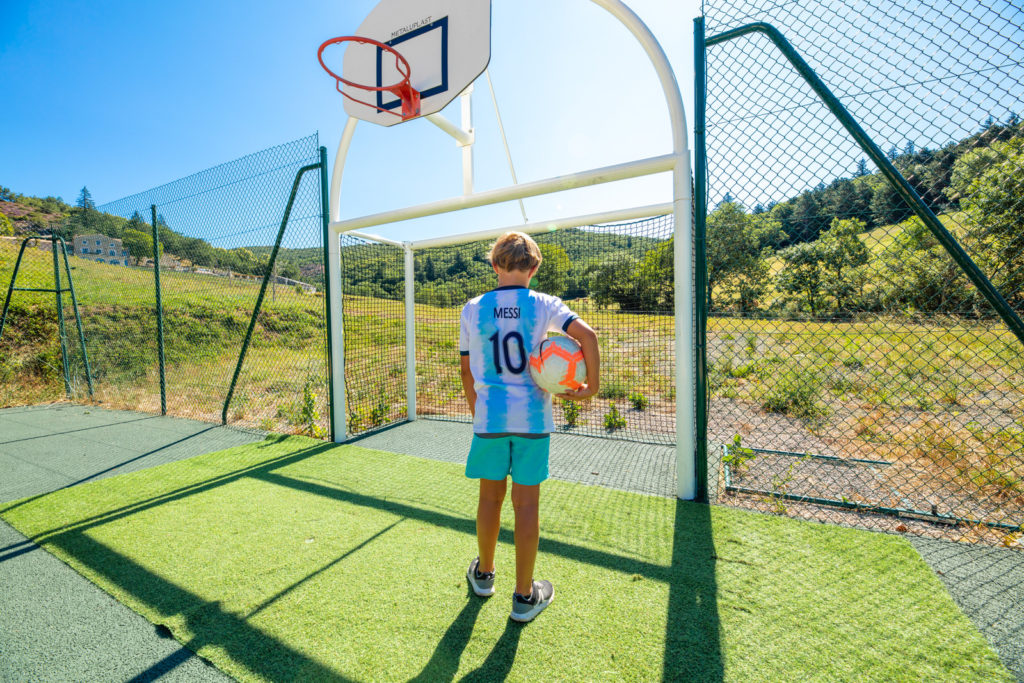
[75,233,122,243]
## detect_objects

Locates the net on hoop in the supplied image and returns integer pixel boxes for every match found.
[318,36,421,120]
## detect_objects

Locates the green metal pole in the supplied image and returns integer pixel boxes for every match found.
[705,22,1024,351]
[222,162,320,425]
[58,237,94,397]
[51,235,72,397]
[318,146,336,442]
[152,205,166,415]
[0,239,31,342]
[693,16,709,504]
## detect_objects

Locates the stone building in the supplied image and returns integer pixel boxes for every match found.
[74,234,129,266]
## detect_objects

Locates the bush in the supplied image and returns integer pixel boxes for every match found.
[369,399,390,427]
[599,379,628,399]
[627,391,648,410]
[603,402,627,430]
[562,399,581,427]
[762,368,827,420]
[723,434,756,473]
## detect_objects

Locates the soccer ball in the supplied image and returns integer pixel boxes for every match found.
[529,336,587,394]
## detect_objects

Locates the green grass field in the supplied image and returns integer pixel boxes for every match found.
[0,435,1012,682]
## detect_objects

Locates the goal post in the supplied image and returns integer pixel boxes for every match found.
[324,0,696,500]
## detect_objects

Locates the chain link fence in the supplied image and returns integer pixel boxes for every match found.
[412,217,676,444]
[701,0,1023,546]
[340,236,407,436]
[1,134,330,436]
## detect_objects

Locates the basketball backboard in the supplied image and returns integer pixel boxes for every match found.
[323,0,491,126]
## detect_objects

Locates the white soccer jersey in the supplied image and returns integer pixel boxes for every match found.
[460,286,579,433]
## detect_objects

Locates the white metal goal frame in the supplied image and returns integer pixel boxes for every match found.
[325,0,696,499]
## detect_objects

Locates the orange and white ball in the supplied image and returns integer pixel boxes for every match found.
[529,336,587,394]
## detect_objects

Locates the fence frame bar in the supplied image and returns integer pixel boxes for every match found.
[151,205,167,415]
[407,204,675,251]
[50,234,72,396]
[693,16,710,503]
[58,237,94,397]
[221,162,321,425]
[317,145,337,442]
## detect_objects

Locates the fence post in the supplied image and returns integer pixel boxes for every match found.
[318,146,338,442]
[405,244,416,422]
[693,16,709,503]
[151,205,166,415]
[50,234,72,397]
[58,237,94,397]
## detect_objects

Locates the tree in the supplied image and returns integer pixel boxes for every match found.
[448,251,469,276]
[125,211,147,234]
[590,254,649,311]
[949,136,1024,307]
[817,218,869,312]
[0,211,13,236]
[72,186,98,235]
[636,239,674,312]
[776,242,825,316]
[0,186,16,202]
[706,201,772,311]
[878,217,971,314]
[536,243,570,297]
[122,228,162,261]
[870,176,912,226]
[76,187,95,211]
[854,158,869,177]
[279,262,301,280]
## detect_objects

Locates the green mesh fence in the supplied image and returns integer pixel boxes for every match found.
[412,218,676,445]
[701,0,1024,545]
[340,235,407,436]
[1,134,331,436]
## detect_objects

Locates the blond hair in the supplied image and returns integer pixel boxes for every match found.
[488,231,542,272]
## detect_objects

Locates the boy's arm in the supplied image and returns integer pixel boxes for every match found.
[460,355,476,416]
[558,318,599,401]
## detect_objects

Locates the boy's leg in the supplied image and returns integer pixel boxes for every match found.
[510,482,540,595]
[477,478,507,573]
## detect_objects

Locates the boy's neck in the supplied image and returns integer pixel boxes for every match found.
[495,270,532,288]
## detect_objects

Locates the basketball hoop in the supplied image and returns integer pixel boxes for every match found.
[318,36,421,120]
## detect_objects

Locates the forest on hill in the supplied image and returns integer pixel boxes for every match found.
[2,113,1020,314]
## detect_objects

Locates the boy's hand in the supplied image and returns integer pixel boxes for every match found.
[557,383,597,401]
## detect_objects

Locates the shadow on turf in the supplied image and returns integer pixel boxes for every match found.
[0,426,226,516]
[407,587,488,683]
[5,436,724,681]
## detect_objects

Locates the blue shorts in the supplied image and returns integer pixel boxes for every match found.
[465,434,550,486]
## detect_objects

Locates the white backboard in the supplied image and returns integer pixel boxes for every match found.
[334,0,491,126]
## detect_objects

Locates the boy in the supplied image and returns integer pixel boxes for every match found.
[459,231,600,623]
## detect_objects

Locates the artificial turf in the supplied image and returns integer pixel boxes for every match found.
[0,434,1012,682]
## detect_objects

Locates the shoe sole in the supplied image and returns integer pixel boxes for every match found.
[509,587,554,622]
[467,567,495,597]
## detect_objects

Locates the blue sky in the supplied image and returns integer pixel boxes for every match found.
[1,0,702,243]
